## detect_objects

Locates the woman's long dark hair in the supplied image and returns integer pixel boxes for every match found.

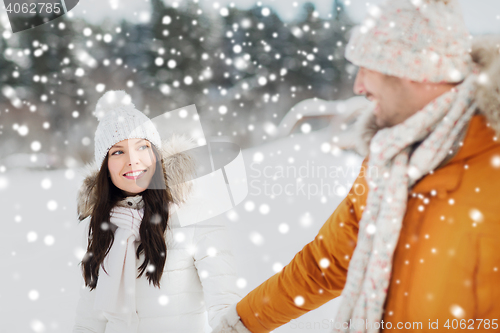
[81,144,172,290]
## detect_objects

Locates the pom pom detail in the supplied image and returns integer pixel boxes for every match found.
[93,90,135,121]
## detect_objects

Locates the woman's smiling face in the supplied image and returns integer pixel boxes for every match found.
[107,138,156,196]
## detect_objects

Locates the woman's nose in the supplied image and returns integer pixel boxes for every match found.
[128,152,140,165]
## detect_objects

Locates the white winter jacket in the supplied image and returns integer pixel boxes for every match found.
[72,136,242,332]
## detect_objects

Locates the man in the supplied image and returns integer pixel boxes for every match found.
[214,0,500,332]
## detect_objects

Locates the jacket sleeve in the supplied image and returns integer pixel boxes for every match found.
[235,159,369,333]
[73,217,108,333]
[192,219,244,329]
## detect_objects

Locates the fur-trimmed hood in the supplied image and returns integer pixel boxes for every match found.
[76,134,197,222]
[353,35,500,156]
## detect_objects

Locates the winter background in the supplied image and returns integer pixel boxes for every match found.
[0,0,499,332]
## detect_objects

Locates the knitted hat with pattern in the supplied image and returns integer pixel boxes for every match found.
[93,90,161,168]
[345,0,473,83]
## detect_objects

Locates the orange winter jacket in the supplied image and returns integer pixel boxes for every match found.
[236,114,500,332]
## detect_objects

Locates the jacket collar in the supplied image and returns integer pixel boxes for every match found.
[77,134,196,221]
[116,195,145,210]
[411,114,499,195]
[448,114,499,163]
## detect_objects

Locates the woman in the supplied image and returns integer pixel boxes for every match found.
[73,90,241,332]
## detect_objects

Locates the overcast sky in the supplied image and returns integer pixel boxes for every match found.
[70,0,500,34]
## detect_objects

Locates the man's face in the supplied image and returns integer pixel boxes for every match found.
[353,67,412,128]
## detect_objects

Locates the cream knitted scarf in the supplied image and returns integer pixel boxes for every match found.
[333,73,478,333]
[93,196,144,328]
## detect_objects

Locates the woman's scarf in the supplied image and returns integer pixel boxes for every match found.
[93,196,144,327]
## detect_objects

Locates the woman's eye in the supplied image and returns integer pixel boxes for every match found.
[111,145,148,156]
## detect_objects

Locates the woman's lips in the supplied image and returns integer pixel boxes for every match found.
[123,170,146,180]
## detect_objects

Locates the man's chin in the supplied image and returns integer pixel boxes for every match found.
[374,115,389,129]
[372,105,387,129]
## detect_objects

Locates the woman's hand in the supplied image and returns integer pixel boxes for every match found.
[211,304,251,333]
[109,206,144,240]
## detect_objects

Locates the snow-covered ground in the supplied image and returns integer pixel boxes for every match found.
[0,127,363,332]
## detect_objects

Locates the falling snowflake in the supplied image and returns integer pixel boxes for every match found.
[47,200,58,211]
[236,278,247,289]
[44,235,55,246]
[27,231,38,242]
[158,295,169,306]
[278,223,289,234]
[28,290,39,301]
[272,262,283,272]
[259,204,270,215]
[249,232,264,245]
[294,295,305,306]
[450,304,465,319]
[40,178,51,189]
[299,212,313,227]
[319,258,330,268]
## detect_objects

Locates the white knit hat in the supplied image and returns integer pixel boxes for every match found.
[93,90,162,168]
[345,0,473,83]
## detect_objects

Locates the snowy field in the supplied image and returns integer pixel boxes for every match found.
[0,128,363,332]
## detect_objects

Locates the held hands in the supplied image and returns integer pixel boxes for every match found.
[212,303,251,333]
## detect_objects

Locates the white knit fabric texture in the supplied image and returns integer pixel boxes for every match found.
[93,90,161,168]
[345,0,473,83]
